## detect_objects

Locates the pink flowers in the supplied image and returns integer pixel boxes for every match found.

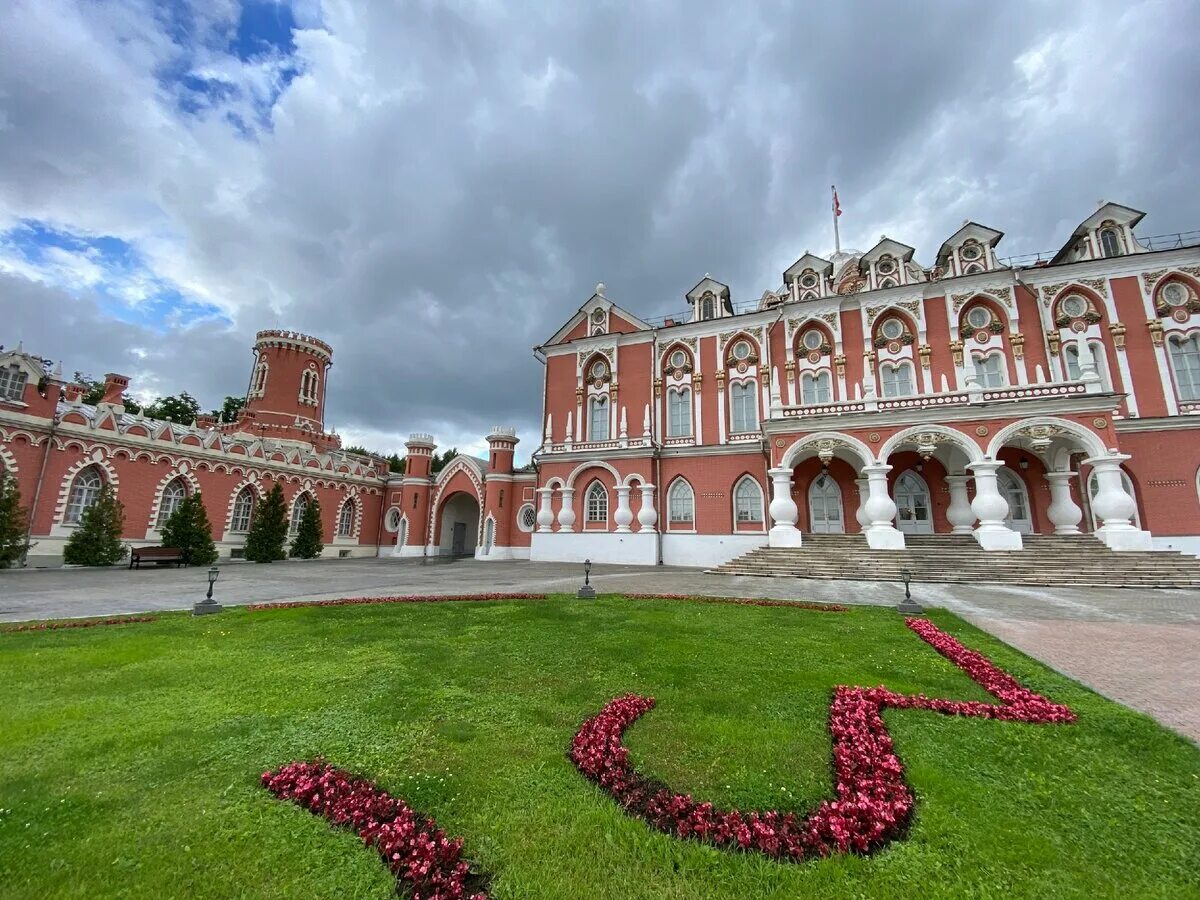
[247,593,547,611]
[3,615,157,633]
[262,761,489,900]
[569,617,1074,861]
[624,593,847,612]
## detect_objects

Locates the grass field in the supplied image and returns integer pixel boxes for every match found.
[1,595,1197,898]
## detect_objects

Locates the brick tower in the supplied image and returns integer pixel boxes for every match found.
[233,330,340,450]
[482,426,519,557]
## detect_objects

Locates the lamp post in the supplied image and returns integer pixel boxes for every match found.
[577,558,596,600]
[897,567,923,615]
[193,565,224,616]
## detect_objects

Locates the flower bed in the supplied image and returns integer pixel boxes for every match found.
[623,593,847,612]
[247,593,547,611]
[2,615,157,633]
[569,617,1074,861]
[262,760,489,900]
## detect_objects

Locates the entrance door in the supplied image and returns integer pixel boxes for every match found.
[452,522,467,556]
[999,469,1034,534]
[894,471,934,534]
[808,473,844,534]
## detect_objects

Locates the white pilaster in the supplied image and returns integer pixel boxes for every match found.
[1084,454,1152,550]
[944,474,976,535]
[1045,471,1083,535]
[968,460,1022,550]
[861,463,905,549]
[767,466,802,547]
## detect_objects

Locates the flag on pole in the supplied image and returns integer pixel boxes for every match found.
[831,185,842,217]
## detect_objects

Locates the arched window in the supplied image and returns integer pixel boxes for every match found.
[397,517,408,548]
[734,476,764,524]
[971,352,1006,388]
[65,466,104,524]
[667,388,692,437]
[730,381,758,433]
[1167,334,1200,401]
[801,371,832,404]
[1063,342,1110,389]
[589,396,610,441]
[1100,228,1122,258]
[880,362,915,398]
[231,488,255,533]
[157,477,189,527]
[290,493,310,533]
[252,361,268,395]
[585,481,608,523]
[997,469,1033,534]
[701,296,715,320]
[337,499,356,536]
[667,479,695,528]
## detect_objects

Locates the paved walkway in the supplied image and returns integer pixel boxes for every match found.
[3,558,1198,740]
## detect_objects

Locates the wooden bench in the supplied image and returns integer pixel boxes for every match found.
[129,547,185,569]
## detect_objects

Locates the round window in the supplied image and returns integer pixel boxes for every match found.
[670,350,687,369]
[880,318,904,340]
[1163,282,1188,307]
[590,360,606,379]
[591,308,605,323]
[802,330,823,351]
[966,306,991,329]
[517,504,537,533]
[385,508,401,531]
[732,341,751,360]
[800,272,818,289]
[961,243,982,261]
[1061,295,1088,319]
[877,258,896,275]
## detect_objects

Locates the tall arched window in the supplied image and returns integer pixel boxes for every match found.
[734,476,764,524]
[397,517,408,548]
[801,371,832,404]
[157,477,189,527]
[1100,228,1122,258]
[667,479,695,528]
[230,488,255,532]
[65,466,104,524]
[880,362,915,398]
[337,499,356,536]
[589,396,610,441]
[1063,342,1110,389]
[701,296,715,320]
[290,493,310,533]
[252,361,268,395]
[585,481,608,524]
[971,352,1006,388]
[667,388,692,437]
[1167,334,1200,401]
[730,382,758,432]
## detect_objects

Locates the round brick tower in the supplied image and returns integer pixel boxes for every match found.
[239,330,336,443]
[483,426,519,555]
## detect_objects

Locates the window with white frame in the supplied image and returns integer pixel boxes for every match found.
[252,361,268,395]
[801,370,832,404]
[701,296,715,320]
[1063,342,1109,388]
[730,381,758,432]
[65,466,104,524]
[1168,334,1200,401]
[1099,228,1122,258]
[299,369,320,404]
[157,477,188,527]
[517,503,537,533]
[734,476,764,523]
[589,396,610,441]
[290,493,310,533]
[337,499,356,536]
[971,352,1006,388]
[231,488,255,532]
[0,364,28,402]
[880,361,915,398]
[585,481,608,523]
[667,387,692,437]
[667,479,695,526]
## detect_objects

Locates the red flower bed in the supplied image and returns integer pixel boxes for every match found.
[569,617,1074,861]
[624,593,847,612]
[3,615,157,633]
[247,593,547,611]
[262,760,489,900]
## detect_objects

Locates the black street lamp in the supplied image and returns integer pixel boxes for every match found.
[897,567,924,615]
[193,565,224,616]
[577,558,596,600]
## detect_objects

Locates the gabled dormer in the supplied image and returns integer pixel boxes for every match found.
[860,237,918,290]
[686,275,733,323]
[783,253,834,301]
[936,221,1004,278]
[541,283,651,346]
[1050,201,1147,265]
[0,344,44,407]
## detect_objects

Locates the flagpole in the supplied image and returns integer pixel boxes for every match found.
[831,185,841,254]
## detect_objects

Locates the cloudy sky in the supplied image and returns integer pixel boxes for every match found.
[2,0,1198,461]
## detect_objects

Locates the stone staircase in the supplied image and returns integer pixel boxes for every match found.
[708,533,1200,588]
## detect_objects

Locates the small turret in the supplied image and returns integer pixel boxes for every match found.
[405,433,437,478]
[486,426,518,474]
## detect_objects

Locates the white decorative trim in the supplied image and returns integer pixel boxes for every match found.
[223,475,266,536]
[146,463,202,532]
[877,423,985,465]
[53,450,119,528]
[0,442,18,476]
[335,491,363,541]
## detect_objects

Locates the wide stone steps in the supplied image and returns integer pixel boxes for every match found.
[708,534,1200,588]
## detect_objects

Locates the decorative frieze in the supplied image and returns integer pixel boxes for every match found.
[951,286,1013,312]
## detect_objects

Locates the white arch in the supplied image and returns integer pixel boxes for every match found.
[664,476,695,529]
[986,416,1108,461]
[146,465,203,531]
[543,476,565,491]
[53,451,120,527]
[780,432,875,470]
[564,458,622,490]
[620,471,650,487]
[878,424,984,466]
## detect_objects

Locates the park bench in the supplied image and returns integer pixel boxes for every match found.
[129,546,185,569]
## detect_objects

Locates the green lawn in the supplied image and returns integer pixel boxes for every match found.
[1,596,1197,898]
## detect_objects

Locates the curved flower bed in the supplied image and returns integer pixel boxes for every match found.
[3,615,157,633]
[262,760,489,899]
[569,617,1074,861]
[247,593,547,611]
[624,593,847,612]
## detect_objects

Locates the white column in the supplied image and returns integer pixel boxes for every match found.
[1045,472,1083,535]
[967,460,1022,550]
[861,463,905,549]
[945,475,976,535]
[767,466,802,548]
[535,487,555,533]
[637,484,658,532]
[854,476,870,531]
[1084,454,1152,550]
[557,487,577,532]
[614,484,634,533]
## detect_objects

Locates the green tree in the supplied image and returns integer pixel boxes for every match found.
[387,453,405,474]
[62,485,127,566]
[73,372,142,414]
[289,498,324,559]
[144,392,202,425]
[210,395,246,424]
[160,493,218,566]
[244,483,288,562]
[431,448,458,474]
[0,474,32,568]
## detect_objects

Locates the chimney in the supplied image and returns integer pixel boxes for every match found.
[63,383,86,404]
[100,373,130,406]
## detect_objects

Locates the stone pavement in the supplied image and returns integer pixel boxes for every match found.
[2,558,1197,740]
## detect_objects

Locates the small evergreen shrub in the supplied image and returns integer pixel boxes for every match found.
[160,493,218,566]
[0,474,32,568]
[244,483,288,563]
[63,485,127,566]
[289,498,324,559]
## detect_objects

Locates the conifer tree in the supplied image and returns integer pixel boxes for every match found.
[289,497,324,559]
[0,474,32,568]
[244,483,288,562]
[63,485,127,566]
[161,492,218,566]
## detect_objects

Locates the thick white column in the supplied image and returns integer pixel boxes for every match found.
[1084,454,1152,550]
[1045,472,1083,535]
[861,463,905,549]
[557,487,577,532]
[854,476,871,531]
[968,461,1022,550]
[637,484,658,532]
[944,475,976,535]
[767,466,802,548]
[536,487,555,533]
[613,484,634,533]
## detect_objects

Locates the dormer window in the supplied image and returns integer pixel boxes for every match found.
[0,364,28,402]
[1100,227,1122,258]
[701,295,715,320]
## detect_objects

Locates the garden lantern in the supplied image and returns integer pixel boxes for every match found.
[577,558,597,600]
[193,565,224,616]
[897,567,923,615]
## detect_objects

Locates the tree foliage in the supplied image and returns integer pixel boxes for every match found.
[144,392,202,425]
[244,483,288,563]
[210,395,246,424]
[0,474,32,568]
[289,498,324,559]
[431,448,458,474]
[387,453,405,474]
[62,485,127,566]
[74,372,142,414]
[159,492,218,566]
